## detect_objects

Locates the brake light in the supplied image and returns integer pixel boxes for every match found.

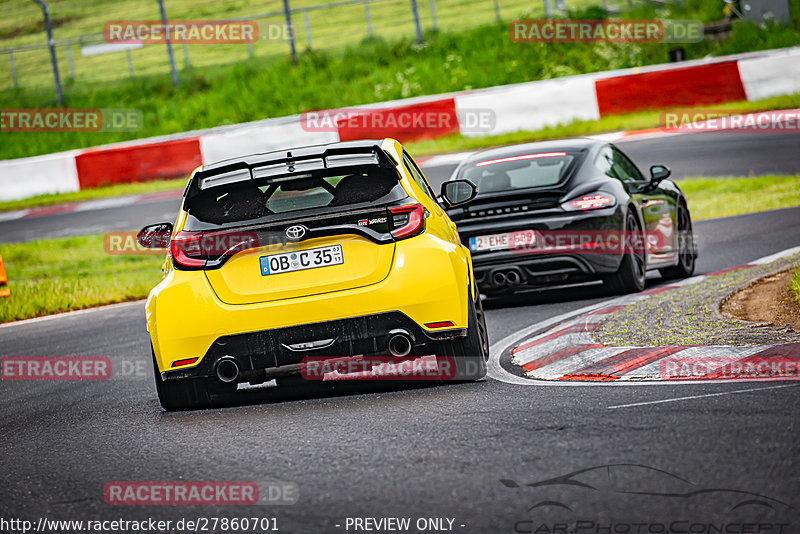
[170,231,206,269]
[170,230,259,270]
[475,152,567,167]
[567,193,615,211]
[389,204,425,239]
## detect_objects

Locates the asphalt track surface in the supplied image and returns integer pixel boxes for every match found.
[1,131,798,244]
[1,132,799,532]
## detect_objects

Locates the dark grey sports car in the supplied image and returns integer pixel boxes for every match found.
[443,138,697,295]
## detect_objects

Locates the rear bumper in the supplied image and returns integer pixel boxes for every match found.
[460,208,625,293]
[146,233,472,374]
[473,253,618,293]
[162,311,465,381]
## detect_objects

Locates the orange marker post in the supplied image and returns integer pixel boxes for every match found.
[0,253,10,297]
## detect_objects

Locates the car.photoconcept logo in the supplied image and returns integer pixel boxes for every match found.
[285,225,307,241]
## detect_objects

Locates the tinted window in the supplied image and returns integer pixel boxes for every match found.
[612,148,645,182]
[460,152,577,194]
[185,167,403,227]
[595,147,619,179]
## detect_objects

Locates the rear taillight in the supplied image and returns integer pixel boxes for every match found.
[170,230,259,270]
[170,232,206,269]
[389,204,426,239]
[562,193,616,212]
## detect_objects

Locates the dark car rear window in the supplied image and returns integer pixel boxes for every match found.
[184,167,404,228]
[459,151,581,194]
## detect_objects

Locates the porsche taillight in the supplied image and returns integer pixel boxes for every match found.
[562,193,616,211]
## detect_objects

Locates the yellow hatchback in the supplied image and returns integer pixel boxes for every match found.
[138,139,488,410]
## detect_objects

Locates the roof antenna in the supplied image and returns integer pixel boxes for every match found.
[287,151,292,157]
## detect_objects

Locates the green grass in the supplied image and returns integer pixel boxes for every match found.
[2,0,800,161]
[0,173,797,323]
[0,176,188,212]
[790,265,800,307]
[0,234,164,323]
[681,175,800,220]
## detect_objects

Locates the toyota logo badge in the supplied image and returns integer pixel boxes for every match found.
[285,225,307,241]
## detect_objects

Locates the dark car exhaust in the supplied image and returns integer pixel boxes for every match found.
[492,271,507,286]
[492,268,523,287]
[387,330,413,357]
[215,357,240,383]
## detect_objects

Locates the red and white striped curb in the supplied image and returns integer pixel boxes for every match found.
[1,46,798,202]
[490,246,800,385]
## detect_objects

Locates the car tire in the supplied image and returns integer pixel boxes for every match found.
[151,347,233,411]
[660,203,696,280]
[437,289,488,381]
[603,210,646,294]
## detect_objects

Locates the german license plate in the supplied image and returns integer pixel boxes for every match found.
[260,245,343,276]
[469,230,536,252]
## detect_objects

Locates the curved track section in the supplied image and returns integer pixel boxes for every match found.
[1,134,799,530]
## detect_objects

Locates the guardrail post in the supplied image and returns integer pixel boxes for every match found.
[9,51,18,88]
[182,41,190,68]
[410,0,423,43]
[66,42,75,80]
[31,0,63,106]
[157,0,179,86]
[283,0,298,64]
[302,11,312,48]
[363,0,374,36]
[126,48,135,77]
[247,25,254,59]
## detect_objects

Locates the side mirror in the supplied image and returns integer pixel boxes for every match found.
[650,165,671,184]
[441,179,478,208]
[137,222,173,249]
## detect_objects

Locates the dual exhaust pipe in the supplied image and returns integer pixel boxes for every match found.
[214,330,416,383]
[492,269,522,287]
